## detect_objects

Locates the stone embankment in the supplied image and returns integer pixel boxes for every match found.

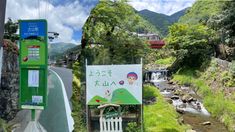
[0,39,19,121]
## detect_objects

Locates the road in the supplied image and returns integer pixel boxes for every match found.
[39,67,74,132]
[11,67,74,132]
[49,67,73,103]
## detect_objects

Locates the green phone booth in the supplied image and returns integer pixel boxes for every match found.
[19,20,48,110]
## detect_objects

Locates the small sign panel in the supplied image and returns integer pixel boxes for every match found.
[28,46,40,61]
[20,21,46,39]
[32,96,43,104]
[28,70,39,87]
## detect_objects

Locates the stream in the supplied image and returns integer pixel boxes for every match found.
[145,70,228,132]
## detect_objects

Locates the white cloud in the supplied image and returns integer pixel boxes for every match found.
[5,0,91,44]
[128,0,196,15]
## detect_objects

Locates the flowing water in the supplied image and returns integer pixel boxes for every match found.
[145,70,228,132]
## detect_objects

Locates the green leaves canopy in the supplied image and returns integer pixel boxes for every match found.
[166,23,216,67]
[81,0,157,65]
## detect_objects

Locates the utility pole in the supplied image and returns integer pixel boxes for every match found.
[48,32,59,65]
[0,0,7,85]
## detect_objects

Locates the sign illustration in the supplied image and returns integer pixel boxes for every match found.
[86,64,142,105]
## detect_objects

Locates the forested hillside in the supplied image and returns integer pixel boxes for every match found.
[49,42,76,61]
[139,8,188,36]
[179,0,223,24]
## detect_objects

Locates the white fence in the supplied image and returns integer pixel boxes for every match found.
[100,117,123,132]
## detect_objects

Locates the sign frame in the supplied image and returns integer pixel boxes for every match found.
[85,59,143,132]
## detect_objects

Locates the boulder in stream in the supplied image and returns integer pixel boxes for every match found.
[182,94,194,103]
[165,98,173,104]
[171,95,180,100]
[201,121,211,126]
[186,130,196,132]
[176,107,185,114]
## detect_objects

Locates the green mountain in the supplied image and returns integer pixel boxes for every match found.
[178,0,224,24]
[138,8,189,36]
[49,42,77,60]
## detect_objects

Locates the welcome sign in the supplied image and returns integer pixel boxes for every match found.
[86,64,142,105]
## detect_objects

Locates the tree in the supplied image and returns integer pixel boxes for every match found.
[208,1,235,46]
[81,0,156,65]
[4,18,18,42]
[165,23,216,68]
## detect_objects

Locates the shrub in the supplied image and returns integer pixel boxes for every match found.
[143,85,158,100]
[229,61,235,77]
[125,122,141,132]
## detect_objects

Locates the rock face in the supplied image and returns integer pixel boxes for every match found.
[0,40,19,121]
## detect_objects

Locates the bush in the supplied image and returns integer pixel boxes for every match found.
[72,62,87,132]
[230,61,235,77]
[155,57,176,66]
[143,85,158,100]
[125,122,141,132]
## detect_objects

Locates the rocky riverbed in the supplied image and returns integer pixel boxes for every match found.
[152,79,228,132]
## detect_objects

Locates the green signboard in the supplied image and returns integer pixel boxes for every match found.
[19,19,48,110]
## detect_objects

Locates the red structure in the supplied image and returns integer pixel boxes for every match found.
[149,40,165,49]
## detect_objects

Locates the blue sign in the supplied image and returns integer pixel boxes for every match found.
[20,20,47,39]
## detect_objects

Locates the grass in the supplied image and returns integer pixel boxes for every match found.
[143,85,158,100]
[144,85,189,132]
[172,63,235,132]
[155,57,176,66]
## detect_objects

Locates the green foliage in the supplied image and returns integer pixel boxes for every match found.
[166,23,215,67]
[4,18,19,42]
[155,56,176,66]
[144,86,188,132]
[71,62,87,132]
[143,85,158,100]
[81,0,156,65]
[125,122,141,132]
[208,1,235,46]
[229,61,235,77]
[179,0,224,25]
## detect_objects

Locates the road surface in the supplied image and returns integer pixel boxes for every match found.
[49,67,73,102]
[11,67,74,132]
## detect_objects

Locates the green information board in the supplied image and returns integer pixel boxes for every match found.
[19,19,48,110]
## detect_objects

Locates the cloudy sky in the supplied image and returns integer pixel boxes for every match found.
[5,0,195,44]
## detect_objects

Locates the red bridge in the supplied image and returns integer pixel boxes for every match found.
[149,40,165,49]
